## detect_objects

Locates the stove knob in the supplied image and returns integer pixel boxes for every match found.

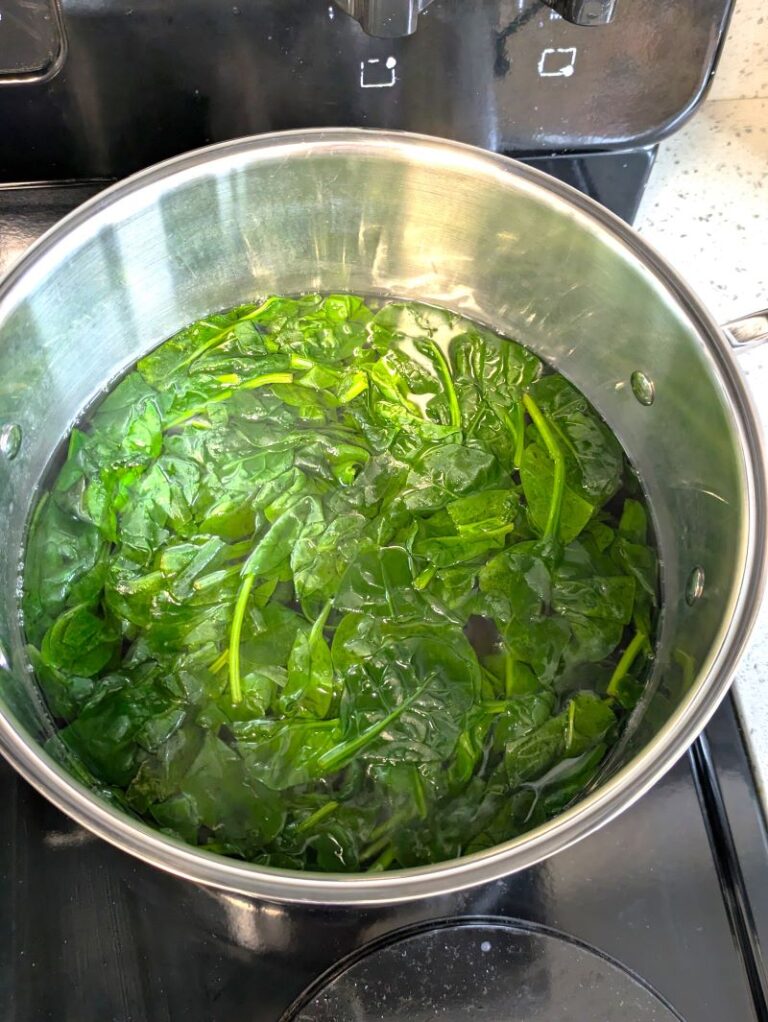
[333,0,434,37]
[542,0,616,26]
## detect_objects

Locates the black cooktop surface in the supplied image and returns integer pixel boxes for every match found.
[1,162,768,1022]
[284,920,684,1021]
[1,699,767,1021]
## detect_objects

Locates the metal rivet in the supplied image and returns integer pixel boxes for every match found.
[0,423,22,461]
[0,641,9,673]
[630,371,655,406]
[686,566,705,606]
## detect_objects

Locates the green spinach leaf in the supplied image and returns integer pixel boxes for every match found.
[24,295,658,873]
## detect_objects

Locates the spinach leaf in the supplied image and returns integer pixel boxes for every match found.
[527,374,623,505]
[40,602,119,678]
[236,718,342,790]
[290,511,367,613]
[59,672,185,786]
[150,732,286,852]
[241,495,324,577]
[320,628,480,775]
[520,443,594,544]
[335,545,426,619]
[22,496,105,641]
[24,295,658,873]
[478,543,571,683]
[402,444,505,512]
[280,600,336,718]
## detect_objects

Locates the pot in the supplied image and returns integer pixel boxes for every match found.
[0,130,765,905]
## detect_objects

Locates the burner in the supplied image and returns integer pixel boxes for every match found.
[283,920,683,1021]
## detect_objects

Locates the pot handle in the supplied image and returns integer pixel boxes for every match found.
[722,310,768,352]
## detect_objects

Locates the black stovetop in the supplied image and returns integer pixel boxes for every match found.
[1,160,768,1022]
[1,698,767,1021]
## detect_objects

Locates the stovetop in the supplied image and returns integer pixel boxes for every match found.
[1,699,766,1020]
[1,158,768,1022]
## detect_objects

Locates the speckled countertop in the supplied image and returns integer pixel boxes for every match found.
[636,0,768,808]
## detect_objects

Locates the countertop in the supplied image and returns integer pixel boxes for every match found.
[636,0,768,809]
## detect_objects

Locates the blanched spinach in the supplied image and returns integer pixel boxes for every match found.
[23,295,658,872]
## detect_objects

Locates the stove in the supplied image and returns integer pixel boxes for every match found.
[1,170,768,1022]
[2,1,767,1018]
[2,690,768,1020]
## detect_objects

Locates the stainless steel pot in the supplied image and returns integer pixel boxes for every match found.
[0,129,765,906]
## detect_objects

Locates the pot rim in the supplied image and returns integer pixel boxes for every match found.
[0,127,765,905]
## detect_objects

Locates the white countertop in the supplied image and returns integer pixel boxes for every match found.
[636,0,768,806]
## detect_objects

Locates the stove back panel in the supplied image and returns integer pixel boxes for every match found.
[0,0,733,181]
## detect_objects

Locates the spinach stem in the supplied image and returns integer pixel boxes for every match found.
[367,845,395,872]
[413,564,437,591]
[361,832,392,863]
[513,401,526,468]
[228,573,255,704]
[316,679,430,773]
[424,339,461,430]
[412,771,428,818]
[210,648,229,674]
[482,700,521,714]
[566,698,576,750]
[365,809,411,848]
[296,800,339,834]
[194,564,243,591]
[607,630,648,698]
[239,371,293,392]
[237,718,340,737]
[176,298,281,371]
[337,373,369,403]
[309,599,333,641]
[166,372,293,428]
[494,402,526,470]
[166,390,234,428]
[522,393,565,541]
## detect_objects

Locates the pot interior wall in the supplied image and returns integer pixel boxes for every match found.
[0,135,751,827]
